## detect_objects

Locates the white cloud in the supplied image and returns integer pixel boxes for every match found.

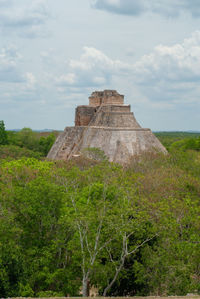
[57,46,129,89]
[93,76,106,84]
[69,47,125,71]
[0,45,23,82]
[56,73,76,85]
[57,31,200,109]
[134,31,200,82]
[0,0,50,38]
[91,0,200,17]
[26,72,36,89]
[3,31,199,116]
[132,31,200,103]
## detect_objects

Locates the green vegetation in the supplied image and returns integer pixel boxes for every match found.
[155,131,200,150]
[0,124,200,297]
[81,147,108,161]
[0,121,8,145]
[0,125,57,160]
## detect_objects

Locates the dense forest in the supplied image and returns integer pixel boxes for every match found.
[0,121,200,297]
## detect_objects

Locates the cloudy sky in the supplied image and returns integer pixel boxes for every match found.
[1,0,200,131]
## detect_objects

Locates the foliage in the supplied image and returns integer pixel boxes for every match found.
[0,131,200,296]
[170,137,200,151]
[81,147,108,162]
[5,128,56,158]
[0,145,42,160]
[155,131,200,150]
[15,128,39,150]
[0,159,79,297]
[0,120,8,145]
[38,133,56,156]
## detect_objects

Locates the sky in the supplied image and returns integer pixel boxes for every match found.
[1,0,200,131]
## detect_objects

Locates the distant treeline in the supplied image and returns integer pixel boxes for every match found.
[155,131,200,151]
[0,121,58,159]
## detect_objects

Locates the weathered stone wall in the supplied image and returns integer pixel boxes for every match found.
[101,105,130,112]
[88,105,141,128]
[75,106,96,126]
[47,126,85,160]
[89,90,124,106]
[92,112,141,128]
[79,127,167,164]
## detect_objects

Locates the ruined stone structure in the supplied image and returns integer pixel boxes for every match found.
[47,90,167,164]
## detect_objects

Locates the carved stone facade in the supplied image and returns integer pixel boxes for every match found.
[47,90,167,164]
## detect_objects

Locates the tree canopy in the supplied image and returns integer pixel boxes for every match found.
[0,130,200,297]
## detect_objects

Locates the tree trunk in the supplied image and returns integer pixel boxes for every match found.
[103,258,125,296]
[82,276,90,297]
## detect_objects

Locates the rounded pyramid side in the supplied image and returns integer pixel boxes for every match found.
[78,127,167,164]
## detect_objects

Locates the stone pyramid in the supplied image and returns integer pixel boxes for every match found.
[47,90,167,164]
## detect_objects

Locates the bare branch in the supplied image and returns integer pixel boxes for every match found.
[127,234,158,256]
[97,237,113,253]
[85,234,92,260]
[103,233,158,296]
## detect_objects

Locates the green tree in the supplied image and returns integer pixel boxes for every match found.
[127,150,200,296]
[57,163,157,296]
[16,128,39,151]
[0,158,79,297]
[38,133,56,156]
[0,121,8,145]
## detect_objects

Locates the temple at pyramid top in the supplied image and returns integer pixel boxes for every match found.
[47,90,167,164]
[89,90,124,106]
[74,90,141,128]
